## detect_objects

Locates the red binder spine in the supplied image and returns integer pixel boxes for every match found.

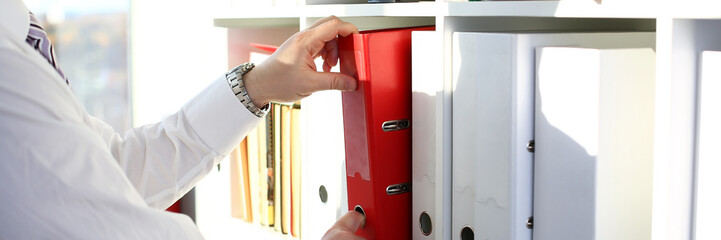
[341,33,378,238]
[341,27,431,240]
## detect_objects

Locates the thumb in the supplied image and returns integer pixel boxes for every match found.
[305,71,357,92]
[336,210,365,232]
[322,210,366,240]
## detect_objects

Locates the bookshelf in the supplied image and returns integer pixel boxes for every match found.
[208,1,721,240]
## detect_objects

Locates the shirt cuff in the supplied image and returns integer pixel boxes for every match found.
[181,75,263,156]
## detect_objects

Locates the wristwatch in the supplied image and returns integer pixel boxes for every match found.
[226,62,269,118]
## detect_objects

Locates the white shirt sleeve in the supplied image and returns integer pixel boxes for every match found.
[0,19,261,239]
[87,75,263,209]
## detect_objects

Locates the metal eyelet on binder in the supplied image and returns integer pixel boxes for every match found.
[460,225,474,240]
[526,140,535,152]
[354,205,365,216]
[319,185,328,204]
[386,182,411,195]
[419,211,433,236]
[382,119,410,132]
[526,216,534,229]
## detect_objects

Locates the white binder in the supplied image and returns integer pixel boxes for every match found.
[451,32,655,240]
[694,51,721,240]
[412,30,449,240]
[534,47,655,240]
[299,62,348,240]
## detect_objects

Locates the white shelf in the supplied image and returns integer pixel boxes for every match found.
[214,1,721,28]
[446,1,565,18]
[446,0,721,19]
[304,2,439,17]
[664,2,721,19]
[214,6,300,28]
[214,2,438,29]
[232,220,298,240]
[446,1,660,19]
[214,1,656,30]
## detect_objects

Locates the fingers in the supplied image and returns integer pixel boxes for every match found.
[303,17,358,58]
[311,17,359,42]
[336,210,366,232]
[321,211,366,240]
[304,18,356,73]
[323,59,334,73]
[253,16,358,103]
[305,71,357,93]
[306,17,355,72]
[322,38,339,72]
[308,16,339,29]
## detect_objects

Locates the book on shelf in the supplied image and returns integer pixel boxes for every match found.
[231,43,308,238]
[266,104,277,228]
[290,103,301,237]
[230,138,252,222]
[272,103,282,231]
[246,125,261,224]
[241,139,253,222]
[249,45,274,227]
[281,104,293,234]
[257,113,270,226]
[234,102,303,237]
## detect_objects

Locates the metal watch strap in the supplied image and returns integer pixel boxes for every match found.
[226,62,269,117]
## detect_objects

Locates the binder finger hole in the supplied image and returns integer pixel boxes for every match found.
[461,226,474,240]
[419,211,432,236]
[354,205,366,229]
[319,185,328,203]
[354,205,365,216]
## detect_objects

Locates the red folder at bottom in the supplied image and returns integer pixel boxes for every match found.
[340,26,434,240]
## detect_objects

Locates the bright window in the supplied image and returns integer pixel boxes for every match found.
[25,0,130,133]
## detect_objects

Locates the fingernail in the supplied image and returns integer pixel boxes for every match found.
[354,205,366,229]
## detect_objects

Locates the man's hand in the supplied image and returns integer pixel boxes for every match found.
[322,210,366,240]
[242,16,359,106]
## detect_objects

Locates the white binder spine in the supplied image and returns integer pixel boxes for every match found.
[412,30,447,240]
[299,61,347,240]
[452,32,533,240]
[534,47,655,240]
[451,31,655,240]
[694,51,721,240]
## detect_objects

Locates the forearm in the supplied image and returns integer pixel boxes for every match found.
[89,76,262,208]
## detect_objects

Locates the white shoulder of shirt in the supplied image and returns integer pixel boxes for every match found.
[0,0,30,44]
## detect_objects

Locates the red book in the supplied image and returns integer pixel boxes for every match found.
[340,26,434,240]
